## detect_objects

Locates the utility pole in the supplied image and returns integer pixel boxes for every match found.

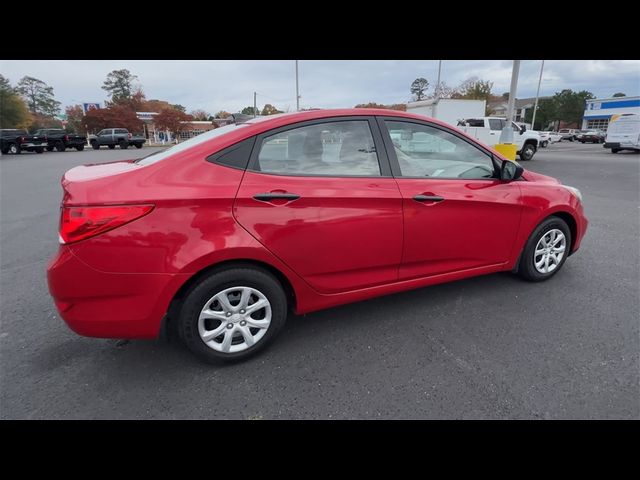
[499,60,521,145]
[295,60,300,111]
[435,60,442,99]
[253,91,257,118]
[531,60,545,131]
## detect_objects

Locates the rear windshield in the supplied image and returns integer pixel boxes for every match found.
[136,123,248,166]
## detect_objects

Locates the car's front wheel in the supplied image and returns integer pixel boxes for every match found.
[519,143,536,161]
[518,216,571,282]
[178,266,288,363]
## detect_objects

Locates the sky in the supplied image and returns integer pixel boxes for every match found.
[1,60,639,114]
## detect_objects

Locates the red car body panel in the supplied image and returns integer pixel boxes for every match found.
[47,109,588,339]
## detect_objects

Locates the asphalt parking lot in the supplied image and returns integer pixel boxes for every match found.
[1,142,638,419]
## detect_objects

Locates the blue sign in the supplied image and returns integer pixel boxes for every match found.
[83,103,100,114]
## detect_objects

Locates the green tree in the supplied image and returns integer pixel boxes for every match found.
[612,92,626,97]
[410,78,429,101]
[456,77,494,101]
[102,69,138,103]
[261,104,282,115]
[171,104,186,113]
[16,76,61,116]
[241,106,257,115]
[524,98,556,130]
[0,75,32,129]
[552,89,595,127]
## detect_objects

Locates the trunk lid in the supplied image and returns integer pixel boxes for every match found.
[62,160,142,205]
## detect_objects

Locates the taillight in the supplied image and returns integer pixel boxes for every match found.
[19,136,25,143]
[128,133,132,139]
[59,205,154,244]
[64,135,69,142]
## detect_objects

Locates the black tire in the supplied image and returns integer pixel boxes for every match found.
[8,143,21,154]
[611,148,620,153]
[179,266,288,363]
[517,216,572,282]
[519,143,536,161]
[541,141,548,148]
[569,137,574,142]
[119,140,129,149]
[55,141,65,152]
[35,148,44,154]
[108,144,116,150]
[91,141,100,150]
[134,143,143,149]
[75,145,84,151]
[46,146,54,152]
[580,140,585,144]
[1,148,8,155]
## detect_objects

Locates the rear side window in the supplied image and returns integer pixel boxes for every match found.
[253,120,381,177]
[115,129,128,134]
[488,119,504,130]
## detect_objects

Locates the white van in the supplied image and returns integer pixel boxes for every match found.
[604,114,640,153]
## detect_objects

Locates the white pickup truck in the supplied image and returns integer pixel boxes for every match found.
[456,117,541,161]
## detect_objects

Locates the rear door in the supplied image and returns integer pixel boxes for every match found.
[234,117,404,294]
[378,117,523,280]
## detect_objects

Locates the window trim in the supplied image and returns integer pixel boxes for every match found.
[246,116,393,178]
[375,116,501,180]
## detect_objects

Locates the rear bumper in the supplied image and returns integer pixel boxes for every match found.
[604,142,638,150]
[22,142,45,150]
[47,246,185,339]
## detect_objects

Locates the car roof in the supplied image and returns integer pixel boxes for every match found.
[235,108,455,132]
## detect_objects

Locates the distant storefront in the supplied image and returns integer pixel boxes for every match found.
[136,112,234,143]
[582,96,640,132]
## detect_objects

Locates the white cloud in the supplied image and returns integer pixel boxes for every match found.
[1,60,638,114]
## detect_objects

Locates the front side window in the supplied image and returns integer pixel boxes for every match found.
[385,120,496,179]
[254,120,381,176]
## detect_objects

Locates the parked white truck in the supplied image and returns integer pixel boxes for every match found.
[455,117,541,161]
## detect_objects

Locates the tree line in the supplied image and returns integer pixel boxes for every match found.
[0,69,287,140]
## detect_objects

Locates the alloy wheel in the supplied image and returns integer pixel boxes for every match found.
[198,286,272,353]
[534,229,566,274]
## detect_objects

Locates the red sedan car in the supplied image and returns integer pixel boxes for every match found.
[47,109,588,362]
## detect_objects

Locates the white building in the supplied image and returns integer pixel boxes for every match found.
[582,96,640,132]
[405,98,485,127]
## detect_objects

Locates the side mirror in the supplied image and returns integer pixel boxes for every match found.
[500,159,523,181]
[520,125,526,134]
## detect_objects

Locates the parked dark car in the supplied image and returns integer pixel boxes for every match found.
[578,130,605,143]
[89,128,146,150]
[0,129,47,154]
[34,129,87,152]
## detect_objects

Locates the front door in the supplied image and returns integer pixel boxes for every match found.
[379,118,523,280]
[234,117,403,294]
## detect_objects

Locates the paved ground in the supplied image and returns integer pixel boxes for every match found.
[1,142,638,419]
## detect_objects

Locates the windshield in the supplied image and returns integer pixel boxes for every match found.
[136,123,248,166]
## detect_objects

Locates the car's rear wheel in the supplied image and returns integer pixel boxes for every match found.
[611,148,620,153]
[76,145,84,151]
[178,266,288,363]
[91,141,100,150]
[119,140,128,149]
[541,140,548,148]
[8,143,21,154]
[55,141,65,152]
[108,144,115,150]
[517,216,571,282]
[135,143,143,149]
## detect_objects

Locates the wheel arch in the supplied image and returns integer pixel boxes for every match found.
[161,258,297,340]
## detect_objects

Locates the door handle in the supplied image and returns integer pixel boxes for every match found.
[413,194,444,202]
[253,192,301,202]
